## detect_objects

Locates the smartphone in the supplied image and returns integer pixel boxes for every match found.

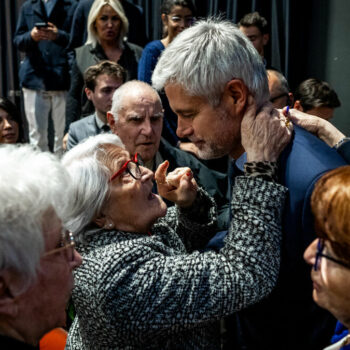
[34,22,48,28]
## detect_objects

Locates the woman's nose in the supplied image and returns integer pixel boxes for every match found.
[304,239,318,266]
[3,118,12,129]
[140,166,154,183]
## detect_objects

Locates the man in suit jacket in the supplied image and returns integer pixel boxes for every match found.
[152,18,347,349]
[67,61,125,150]
[14,0,77,153]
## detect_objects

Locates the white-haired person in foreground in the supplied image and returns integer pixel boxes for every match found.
[152,17,346,350]
[62,100,290,349]
[0,145,82,348]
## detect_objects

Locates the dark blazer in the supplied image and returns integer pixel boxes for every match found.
[13,0,77,90]
[337,139,350,163]
[67,114,108,150]
[225,126,347,350]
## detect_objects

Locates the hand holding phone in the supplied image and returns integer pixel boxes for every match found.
[34,22,48,28]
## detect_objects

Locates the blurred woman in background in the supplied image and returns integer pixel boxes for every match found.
[65,0,142,132]
[0,97,25,144]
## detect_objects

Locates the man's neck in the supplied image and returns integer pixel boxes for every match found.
[96,111,107,124]
[229,144,245,160]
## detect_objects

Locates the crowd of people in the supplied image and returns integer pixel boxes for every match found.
[1,1,350,349]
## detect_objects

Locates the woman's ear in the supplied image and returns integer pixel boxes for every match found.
[94,214,115,230]
[161,13,168,26]
[0,272,22,317]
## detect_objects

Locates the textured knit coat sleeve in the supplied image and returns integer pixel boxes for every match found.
[67,177,286,349]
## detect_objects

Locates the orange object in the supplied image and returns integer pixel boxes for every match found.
[39,328,68,350]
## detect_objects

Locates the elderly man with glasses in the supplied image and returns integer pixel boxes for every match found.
[0,144,81,348]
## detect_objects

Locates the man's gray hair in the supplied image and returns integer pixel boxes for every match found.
[0,145,72,288]
[152,18,269,108]
[62,134,124,240]
[110,80,163,122]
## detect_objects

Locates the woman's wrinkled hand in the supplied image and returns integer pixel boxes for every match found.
[241,96,293,162]
[155,161,198,208]
[282,107,345,147]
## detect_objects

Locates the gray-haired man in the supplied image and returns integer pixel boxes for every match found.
[152,18,346,349]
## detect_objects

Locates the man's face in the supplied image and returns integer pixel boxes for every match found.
[239,25,268,57]
[86,74,123,119]
[268,72,290,109]
[12,210,82,344]
[110,88,163,163]
[165,84,243,160]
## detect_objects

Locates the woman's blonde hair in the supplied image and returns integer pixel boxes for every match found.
[86,0,129,48]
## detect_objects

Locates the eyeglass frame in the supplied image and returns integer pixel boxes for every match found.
[43,230,76,262]
[270,92,289,104]
[109,153,142,182]
[314,238,350,271]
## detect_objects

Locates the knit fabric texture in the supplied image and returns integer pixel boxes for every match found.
[66,178,287,349]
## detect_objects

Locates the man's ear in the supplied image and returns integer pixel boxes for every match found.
[263,33,269,46]
[294,100,303,111]
[287,93,294,107]
[85,87,93,101]
[0,271,22,317]
[107,112,116,130]
[223,79,249,115]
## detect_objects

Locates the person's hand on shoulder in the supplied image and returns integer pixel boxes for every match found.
[282,107,345,147]
[155,161,198,208]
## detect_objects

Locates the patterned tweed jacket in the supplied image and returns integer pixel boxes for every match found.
[66,177,287,349]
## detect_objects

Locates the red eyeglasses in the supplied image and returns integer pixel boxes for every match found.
[109,153,142,182]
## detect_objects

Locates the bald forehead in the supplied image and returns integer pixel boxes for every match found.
[121,86,161,108]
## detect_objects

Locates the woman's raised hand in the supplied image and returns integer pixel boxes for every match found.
[155,161,198,208]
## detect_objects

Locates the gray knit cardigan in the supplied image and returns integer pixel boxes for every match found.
[66,177,287,349]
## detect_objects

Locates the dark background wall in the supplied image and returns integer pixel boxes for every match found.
[1,0,350,134]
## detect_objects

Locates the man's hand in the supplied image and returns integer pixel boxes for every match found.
[155,161,198,208]
[282,107,345,147]
[31,22,58,42]
[241,96,293,162]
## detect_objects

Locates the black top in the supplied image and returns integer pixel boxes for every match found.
[0,334,39,350]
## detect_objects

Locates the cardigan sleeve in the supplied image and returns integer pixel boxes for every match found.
[97,177,286,338]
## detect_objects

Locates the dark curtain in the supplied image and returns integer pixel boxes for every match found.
[1,0,297,100]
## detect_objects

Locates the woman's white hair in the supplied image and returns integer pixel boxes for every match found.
[62,134,124,240]
[0,145,72,288]
[86,0,129,48]
[152,18,269,108]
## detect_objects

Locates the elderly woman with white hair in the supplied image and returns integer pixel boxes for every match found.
[62,94,291,349]
[65,0,143,130]
[0,145,82,348]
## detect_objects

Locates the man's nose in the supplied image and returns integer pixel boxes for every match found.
[176,117,193,138]
[141,120,153,135]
